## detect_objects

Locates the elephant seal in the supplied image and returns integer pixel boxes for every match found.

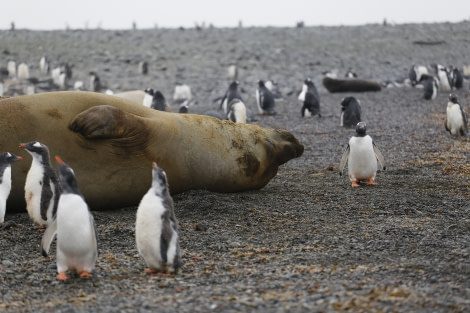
[322,76,382,93]
[0,91,303,213]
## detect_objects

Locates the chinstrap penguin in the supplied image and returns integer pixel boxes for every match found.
[41,156,98,281]
[340,97,362,128]
[0,153,23,224]
[136,162,182,275]
[256,80,276,115]
[339,122,387,187]
[445,94,467,137]
[20,141,61,228]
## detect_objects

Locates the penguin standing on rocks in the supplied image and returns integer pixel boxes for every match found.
[420,74,439,100]
[448,66,464,90]
[220,81,243,115]
[20,141,61,228]
[340,96,362,128]
[409,64,428,86]
[89,71,102,92]
[445,94,467,137]
[433,64,451,92]
[0,152,23,224]
[299,78,320,117]
[150,90,168,111]
[339,122,387,187]
[41,156,98,281]
[136,162,181,275]
[227,98,247,123]
[256,80,276,115]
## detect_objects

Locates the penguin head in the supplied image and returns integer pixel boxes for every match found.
[55,156,81,195]
[229,81,239,89]
[449,94,459,104]
[257,80,266,88]
[151,162,169,196]
[154,90,165,101]
[0,152,23,165]
[19,141,50,162]
[355,122,367,137]
[144,87,154,96]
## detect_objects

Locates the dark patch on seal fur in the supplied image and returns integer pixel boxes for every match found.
[44,107,62,119]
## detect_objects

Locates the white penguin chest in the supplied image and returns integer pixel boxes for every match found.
[348,136,377,178]
[447,104,464,134]
[0,167,12,199]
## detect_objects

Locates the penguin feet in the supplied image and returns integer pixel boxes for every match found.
[367,179,378,186]
[56,272,68,281]
[351,181,360,188]
[144,268,169,277]
[79,271,92,278]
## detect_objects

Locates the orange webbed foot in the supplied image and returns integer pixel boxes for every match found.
[144,268,169,276]
[351,181,360,188]
[79,271,92,278]
[56,272,68,281]
[367,179,378,186]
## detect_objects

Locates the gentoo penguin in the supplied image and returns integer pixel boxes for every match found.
[227,98,247,123]
[299,78,320,117]
[433,64,451,92]
[7,60,16,78]
[339,122,387,187]
[136,162,182,275]
[41,156,98,281]
[173,83,192,105]
[420,74,439,100]
[143,88,154,108]
[340,96,362,128]
[151,90,167,111]
[408,64,428,86]
[17,63,29,80]
[20,141,61,227]
[0,153,23,224]
[139,61,148,75]
[39,56,50,75]
[220,81,243,115]
[256,80,276,115]
[445,94,467,137]
[345,69,358,78]
[448,66,464,90]
[89,71,102,92]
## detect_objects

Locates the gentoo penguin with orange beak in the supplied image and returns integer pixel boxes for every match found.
[339,122,387,187]
[136,162,182,275]
[445,94,467,137]
[0,152,23,224]
[20,141,60,227]
[41,156,98,281]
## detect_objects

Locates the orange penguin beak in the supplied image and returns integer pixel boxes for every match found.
[55,155,64,164]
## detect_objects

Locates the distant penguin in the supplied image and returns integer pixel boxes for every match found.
[408,65,428,86]
[41,156,98,281]
[178,103,189,113]
[256,80,276,115]
[89,71,102,92]
[420,74,439,100]
[227,64,238,81]
[448,66,463,90]
[445,94,467,137]
[17,63,29,80]
[265,80,282,99]
[143,88,154,108]
[433,64,451,91]
[20,141,61,227]
[39,56,50,75]
[136,162,182,275]
[339,122,387,187]
[340,97,362,128]
[139,61,148,75]
[299,78,320,117]
[0,152,23,224]
[173,83,192,104]
[227,98,247,123]
[7,60,16,77]
[151,90,167,111]
[345,69,358,78]
[220,81,243,115]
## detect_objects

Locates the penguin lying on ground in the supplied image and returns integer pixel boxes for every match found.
[445,94,467,137]
[340,96,362,128]
[41,156,98,281]
[339,122,387,187]
[409,64,429,86]
[0,153,23,224]
[136,162,182,275]
[20,141,61,228]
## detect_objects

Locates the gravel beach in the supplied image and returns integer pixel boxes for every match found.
[1,22,470,312]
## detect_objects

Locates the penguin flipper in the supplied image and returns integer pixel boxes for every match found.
[460,105,468,135]
[41,218,57,257]
[373,143,387,170]
[338,145,350,176]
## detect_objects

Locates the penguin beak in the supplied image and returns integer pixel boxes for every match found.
[55,155,64,164]
[19,143,26,148]
[17,156,24,161]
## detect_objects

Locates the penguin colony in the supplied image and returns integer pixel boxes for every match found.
[1,39,469,281]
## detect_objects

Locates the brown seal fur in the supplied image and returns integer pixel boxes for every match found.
[322,76,382,93]
[0,91,303,213]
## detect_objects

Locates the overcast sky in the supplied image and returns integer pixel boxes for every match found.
[3,0,469,30]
